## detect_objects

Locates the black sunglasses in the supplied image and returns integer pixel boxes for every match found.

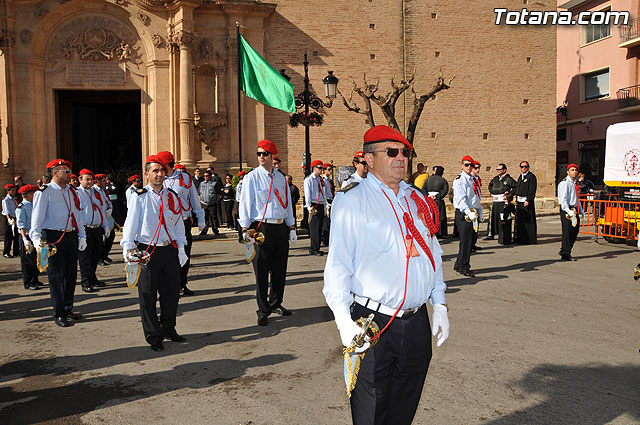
[373,148,413,158]
[496,168,504,171]
[462,162,473,167]
[257,151,271,157]
[474,166,480,169]
[520,165,529,168]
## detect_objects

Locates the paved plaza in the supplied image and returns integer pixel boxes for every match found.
[0,217,639,425]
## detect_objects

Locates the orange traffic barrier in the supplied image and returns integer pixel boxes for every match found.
[578,195,640,240]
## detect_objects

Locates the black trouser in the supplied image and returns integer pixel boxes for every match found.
[201,203,219,233]
[499,220,513,245]
[250,221,289,317]
[516,202,537,244]
[102,226,115,260]
[322,200,332,245]
[78,226,104,288]
[350,302,431,425]
[488,201,504,237]
[4,217,19,256]
[559,208,580,256]
[19,236,39,288]
[309,203,325,253]
[180,218,192,289]
[454,210,473,272]
[223,200,235,227]
[136,243,180,345]
[43,230,78,318]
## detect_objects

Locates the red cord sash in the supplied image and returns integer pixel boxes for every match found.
[274,179,289,209]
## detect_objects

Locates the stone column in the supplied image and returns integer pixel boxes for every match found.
[176,30,197,167]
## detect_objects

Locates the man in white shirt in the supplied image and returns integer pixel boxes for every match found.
[239,139,296,326]
[341,150,368,188]
[321,163,334,246]
[324,125,449,424]
[453,155,480,277]
[557,163,584,261]
[304,160,327,255]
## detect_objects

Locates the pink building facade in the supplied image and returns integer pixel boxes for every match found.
[557,0,640,186]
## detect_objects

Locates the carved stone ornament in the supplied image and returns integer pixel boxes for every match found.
[20,29,33,44]
[0,30,16,48]
[198,38,213,60]
[114,0,130,5]
[173,30,197,49]
[48,16,143,67]
[136,11,150,26]
[152,32,164,48]
[35,6,49,18]
[194,113,228,155]
[135,0,171,8]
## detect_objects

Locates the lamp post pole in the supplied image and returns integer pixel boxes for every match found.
[303,52,311,177]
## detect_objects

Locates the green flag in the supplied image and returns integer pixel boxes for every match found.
[239,35,295,113]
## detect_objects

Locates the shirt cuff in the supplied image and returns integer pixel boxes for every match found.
[429,291,446,306]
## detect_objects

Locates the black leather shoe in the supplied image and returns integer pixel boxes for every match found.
[55,316,74,327]
[150,342,164,352]
[484,236,494,240]
[181,287,194,296]
[81,285,97,293]
[257,315,268,326]
[36,281,46,287]
[65,311,83,321]
[561,255,577,261]
[273,306,292,316]
[3,254,12,259]
[94,281,106,287]
[99,260,109,266]
[458,269,476,277]
[165,332,187,343]
[26,284,40,291]
[104,257,113,264]
[472,245,482,251]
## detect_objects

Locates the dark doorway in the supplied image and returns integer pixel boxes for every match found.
[56,90,142,175]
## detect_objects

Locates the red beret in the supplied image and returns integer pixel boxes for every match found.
[462,155,474,163]
[18,184,37,194]
[78,169,94,177]
[363,125,412,149]
[354,151,364,159]
[94,174,106,180]
[310,160,323,168]
[257,139,278,155]
[145,155,168,171]
[69,174,77,179]
[174,164,186,170]
[129,175,141,182]
[323,163,332,168]
[567,163,579,171]
[273,156,281,163]
[473,160,481,166]
[156,151,174,165]
[46,159,72,170]
[4,184,16,190]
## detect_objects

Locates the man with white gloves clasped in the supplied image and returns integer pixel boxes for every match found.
[557,163,584,261]
[323,125,449,425]
[120,155,188,352]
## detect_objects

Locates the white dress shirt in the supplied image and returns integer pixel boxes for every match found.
[557,175,584,215]
[323,175,334,201]
[120,185,186,251]
[30,182,86,241]
[304,174,327,208]
[453,172,481,216]
[341,172,364,188]
[125,185,137,206]
[238,167,295,228]
[2,194,18,218]
[77,186,109,231]
[323,173,447,320]
[163,170,205,224]
[92,185,112,214]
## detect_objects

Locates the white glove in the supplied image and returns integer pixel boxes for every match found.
[336,314,370,354]
[567,209,575,217]
[243,232,255,245]
[23,238,32,250]
[198,222,206,232]
[178,247,188,267]
[289,229,298,243]
[32,238,41,249]
[7,218,14,226]
[467,211,477,221]
[78,237,87,251]
[431,304,450,347]
[104,227,111,239]
[105,209,113,218]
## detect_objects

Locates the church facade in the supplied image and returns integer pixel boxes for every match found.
[0,0,557,205]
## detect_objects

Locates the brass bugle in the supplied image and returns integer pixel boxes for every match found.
[464,208,478,222]
[246,229,265,245]
[310,205,318,216]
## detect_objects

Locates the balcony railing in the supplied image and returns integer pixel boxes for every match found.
[617,84,640,109]
[619,17,640,44]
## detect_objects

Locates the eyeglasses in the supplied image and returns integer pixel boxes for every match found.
[133,179,141,183]
[55,169,71,174]
[257,151,271,157]
[474,166,480,169]
[520,165,529,168]
[372,148,413,158]
[496,168,504,171]
[462,162,473,167]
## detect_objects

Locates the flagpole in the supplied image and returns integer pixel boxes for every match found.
[236,23,243,172]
